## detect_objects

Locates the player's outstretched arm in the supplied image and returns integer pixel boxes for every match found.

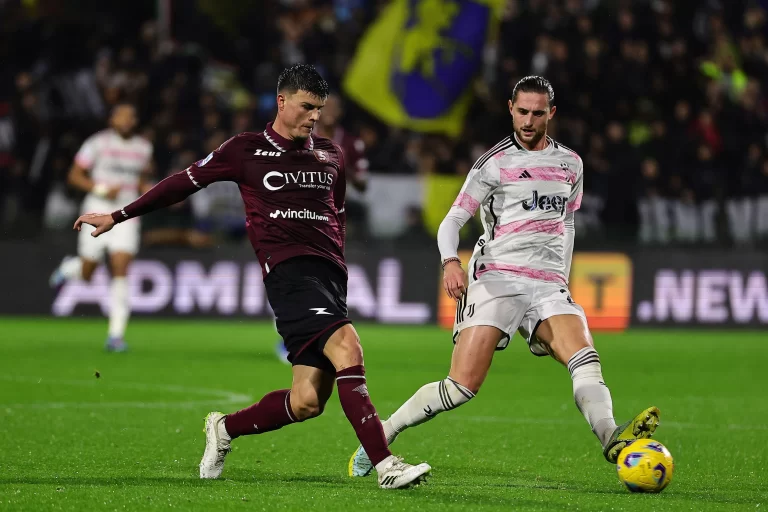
[73,171,201,237]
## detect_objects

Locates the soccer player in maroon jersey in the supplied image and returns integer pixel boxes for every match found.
[73,64,431,489]
[274,92,368,363]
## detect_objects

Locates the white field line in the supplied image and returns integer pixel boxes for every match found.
[0,375,251,410]
[461,415,768,431]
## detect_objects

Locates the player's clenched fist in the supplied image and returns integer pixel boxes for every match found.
[74,213,116,237]
[442,260,467,301]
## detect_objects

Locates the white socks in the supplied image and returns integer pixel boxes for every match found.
[108,277,130,339]
[569,347,617,447]
[376,349,616,453]
[382,377,475,445]
[60,257,84,280]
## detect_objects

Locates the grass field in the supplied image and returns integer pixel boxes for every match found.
[0,318,766,511]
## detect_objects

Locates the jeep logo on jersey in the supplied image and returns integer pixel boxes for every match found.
[262,170,334,191]
[254,149,282,157]
[522,190,568,213]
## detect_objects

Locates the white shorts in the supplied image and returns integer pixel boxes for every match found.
[77,219,140,261]
[452,274,587,356]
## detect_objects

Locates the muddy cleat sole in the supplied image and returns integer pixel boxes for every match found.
[603,406,660,463]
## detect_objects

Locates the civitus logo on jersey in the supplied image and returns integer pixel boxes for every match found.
[263,171,334,191]
[522,190,568,214]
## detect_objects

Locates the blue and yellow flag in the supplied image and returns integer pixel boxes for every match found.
[343,0,504,138]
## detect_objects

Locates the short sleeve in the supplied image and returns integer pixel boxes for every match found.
[74,134,100,169]
[567,157,584,214]
[451,159,500,216]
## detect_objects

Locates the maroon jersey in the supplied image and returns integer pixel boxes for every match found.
[111,122,347,277]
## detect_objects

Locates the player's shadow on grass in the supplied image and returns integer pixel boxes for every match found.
[222,469,342,485]
[0,472,349,487]
[423,490,577,510]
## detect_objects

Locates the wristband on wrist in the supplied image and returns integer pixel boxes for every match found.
[441,257,461,269]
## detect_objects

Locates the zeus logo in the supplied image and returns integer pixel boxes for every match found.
[254,149,281,157]
[263,171,334,191]
[522,190,568,214]
[310,308,332,315]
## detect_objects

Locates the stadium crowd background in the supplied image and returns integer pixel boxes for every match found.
[1,0,767,249]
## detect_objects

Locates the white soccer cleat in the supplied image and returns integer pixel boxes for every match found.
[376,456,431,489]
[49,256,74,288]
[199,412,232,479]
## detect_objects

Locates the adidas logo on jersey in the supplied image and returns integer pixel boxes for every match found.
[519,170,532,179]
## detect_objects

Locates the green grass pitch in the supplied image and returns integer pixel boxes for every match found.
[0,318,765,511]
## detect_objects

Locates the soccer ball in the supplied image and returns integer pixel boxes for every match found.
[616,439,674,493]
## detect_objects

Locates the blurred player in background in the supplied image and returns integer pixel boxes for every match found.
[314,93,369,193]
[274,92,368,364]
[49,103,153,352]
[349,76,660,477]
[73,64,431,489]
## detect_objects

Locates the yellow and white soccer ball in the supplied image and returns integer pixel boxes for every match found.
[616,439,674,493]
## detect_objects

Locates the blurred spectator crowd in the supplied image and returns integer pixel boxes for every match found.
[1,0,768,248]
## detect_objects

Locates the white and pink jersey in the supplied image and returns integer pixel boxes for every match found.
[75,129,153,212]
[451,134,583,286]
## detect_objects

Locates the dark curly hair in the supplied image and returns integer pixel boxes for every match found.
[277,64,329,99]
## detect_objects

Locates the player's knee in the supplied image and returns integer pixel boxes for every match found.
[437,377,476,411]
[294,402,323,421]
[290,380,329,421]
[547,336,593,366]
[292,394,325,421]
[448,373,484,395]
[329,328,363,368]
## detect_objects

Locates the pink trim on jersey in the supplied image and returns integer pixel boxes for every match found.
[494,218,564,238]
[101,149,148,160]
[75,156,93,168]
[500,166,568,183]
[477,263,567,285]
[567,192,583,213]
[452,193,480,215]
[94,182,139,191]
[493,151,506,160]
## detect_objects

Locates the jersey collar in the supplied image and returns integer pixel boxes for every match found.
[512,133,555,154]
[264,122,314,152]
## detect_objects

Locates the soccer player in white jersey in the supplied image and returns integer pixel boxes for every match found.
[50,103,153,352]
[348,76,660,476]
